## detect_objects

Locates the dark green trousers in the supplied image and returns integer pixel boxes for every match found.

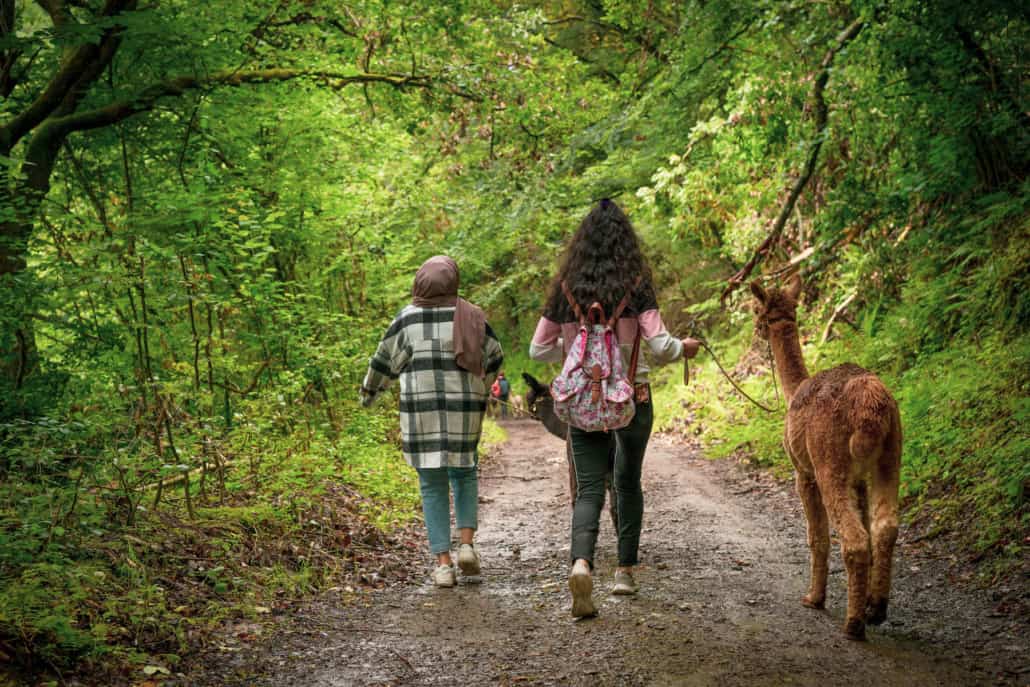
[568,398,653,567]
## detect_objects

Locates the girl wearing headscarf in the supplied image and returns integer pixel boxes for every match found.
[361,256,504,587]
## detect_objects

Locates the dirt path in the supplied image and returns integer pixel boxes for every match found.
[188,420,1028,686]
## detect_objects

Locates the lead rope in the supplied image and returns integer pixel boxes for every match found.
[491,397,527,415]
[767,340,782,410]
[694,338,781,414]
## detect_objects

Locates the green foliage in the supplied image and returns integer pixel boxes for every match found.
[0,563,108,666]
[1,0,1027,679]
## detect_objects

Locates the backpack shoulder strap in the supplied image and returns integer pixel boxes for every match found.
[561,281,585,325]
[619,277,644,384]
[607,277,643,328]
[627,324,642,384]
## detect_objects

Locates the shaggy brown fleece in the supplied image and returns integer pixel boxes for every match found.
[752,276,903,640]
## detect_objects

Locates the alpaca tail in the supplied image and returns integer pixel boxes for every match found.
[844,375,894,460]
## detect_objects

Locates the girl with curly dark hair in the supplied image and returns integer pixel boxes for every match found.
[529,199,699,617]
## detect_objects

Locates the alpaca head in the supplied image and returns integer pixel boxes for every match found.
[750,274,802,340]
[521,372,551,419]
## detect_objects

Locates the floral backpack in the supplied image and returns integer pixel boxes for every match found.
[550,280,641,432]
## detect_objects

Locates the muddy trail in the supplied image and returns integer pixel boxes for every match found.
[187,420,1028,686]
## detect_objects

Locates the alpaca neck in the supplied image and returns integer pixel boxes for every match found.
[537,398,569,440]
[768,321,809,400]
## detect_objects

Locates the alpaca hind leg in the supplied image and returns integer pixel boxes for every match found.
[606,441,619,532]
[831,484,872,640]
[605,474,618,532]
[867,462,900,625]
[796,472,829,609]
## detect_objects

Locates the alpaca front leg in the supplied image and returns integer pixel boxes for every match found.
[796,472,829,609]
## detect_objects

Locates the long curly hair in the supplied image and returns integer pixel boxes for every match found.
[544,199,655,320]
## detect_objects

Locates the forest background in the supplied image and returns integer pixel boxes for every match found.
[0,0,1026,681]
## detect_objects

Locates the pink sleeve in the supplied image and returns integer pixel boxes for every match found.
[531,317,561,345]
[638,309,667,338]
[529,317,566,363]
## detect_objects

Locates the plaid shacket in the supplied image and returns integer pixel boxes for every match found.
[360,304,504,469]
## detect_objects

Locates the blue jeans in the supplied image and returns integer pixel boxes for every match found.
[416,465,479,554]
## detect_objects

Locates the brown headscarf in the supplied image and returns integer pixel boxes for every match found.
[412,255,487,377]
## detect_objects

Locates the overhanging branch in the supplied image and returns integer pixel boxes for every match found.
[33,0,73,28]
[721,18,864,304]
[541,36,621,85]
[0,0,136,152]
[43,69,467,136]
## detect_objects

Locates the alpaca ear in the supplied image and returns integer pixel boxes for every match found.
[521,372,543,393]
[749,280,768,303]
[785,274,803,301]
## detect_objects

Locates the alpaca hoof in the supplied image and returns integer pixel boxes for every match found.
[844,618,866,641]
[865,598,888,625]
[801,594,825,609]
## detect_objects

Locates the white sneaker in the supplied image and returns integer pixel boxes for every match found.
[457,544,481,576]
[569,560,597,618]
[612,569,639,596]
[432,564,456,588]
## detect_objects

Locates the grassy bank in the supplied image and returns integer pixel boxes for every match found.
[0,401,423,683]
[651,284,1028,580]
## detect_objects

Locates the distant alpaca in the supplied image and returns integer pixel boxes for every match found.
[523,373,566,439]
[752,276,902,640]
[510,394,526,417]
[523,373,618,531]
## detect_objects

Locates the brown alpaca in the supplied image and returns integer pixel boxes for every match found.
[751,276,902,640]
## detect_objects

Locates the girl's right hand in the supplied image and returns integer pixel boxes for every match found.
[681,337,701,359]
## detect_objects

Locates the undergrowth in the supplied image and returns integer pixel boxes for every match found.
[0,397,422,683]
[0,382,517,683]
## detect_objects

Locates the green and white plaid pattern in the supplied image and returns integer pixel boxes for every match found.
[360,305,504,468]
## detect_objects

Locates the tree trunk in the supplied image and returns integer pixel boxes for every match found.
[0,0,135,395]
[0,122,67,394]
[0,188,42,394]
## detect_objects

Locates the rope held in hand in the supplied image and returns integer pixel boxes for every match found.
[693,339,781,414]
